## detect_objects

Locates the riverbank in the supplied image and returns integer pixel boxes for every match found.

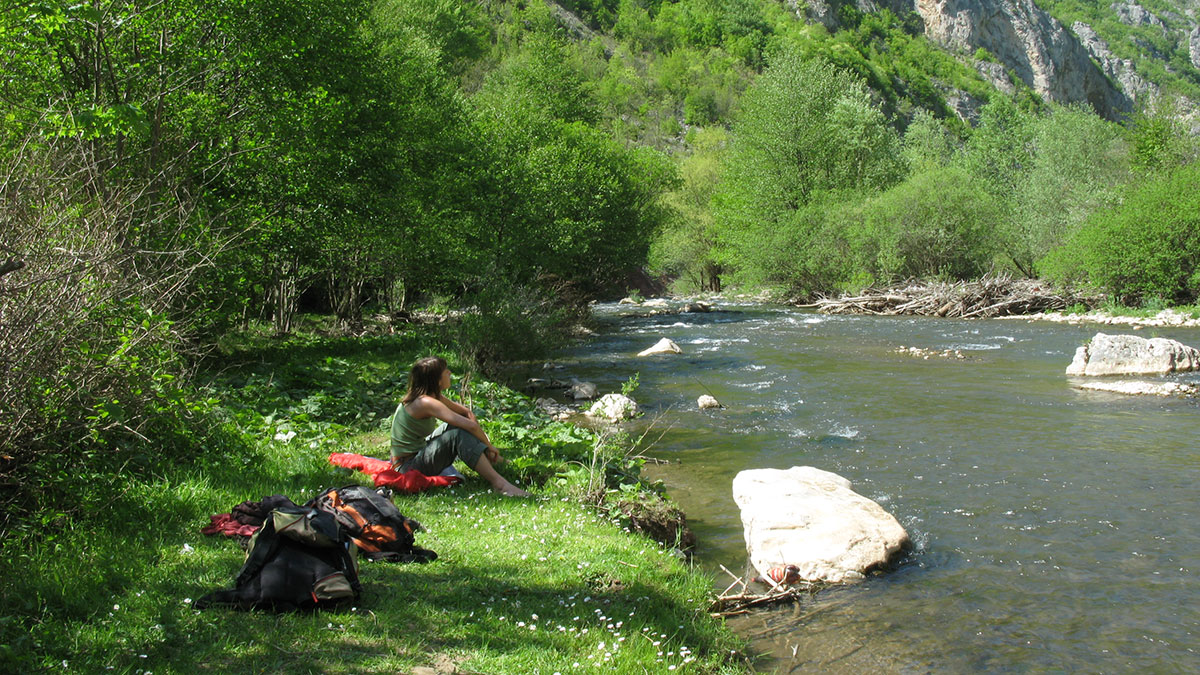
[0,327,748,673]
[999,307,1200,328]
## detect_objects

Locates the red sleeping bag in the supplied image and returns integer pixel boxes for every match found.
[327,453,461,493]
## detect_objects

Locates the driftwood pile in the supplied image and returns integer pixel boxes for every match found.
[708,565,815,618]
[811,277,1097,319]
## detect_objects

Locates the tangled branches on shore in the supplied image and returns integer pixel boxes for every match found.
[809,276,1100,319]
[708,565,816,617]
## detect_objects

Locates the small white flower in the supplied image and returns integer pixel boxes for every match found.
[183,598,192,605]
[181,544,194,555]
[113,604,119,611]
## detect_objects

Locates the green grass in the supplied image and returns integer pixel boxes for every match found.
[0,327,748,673]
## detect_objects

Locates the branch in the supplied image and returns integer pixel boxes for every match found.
[0,259,25,279]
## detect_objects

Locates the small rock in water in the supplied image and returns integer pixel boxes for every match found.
[638,338,682,357]
[567,380,598,400]
[697,395,721,409]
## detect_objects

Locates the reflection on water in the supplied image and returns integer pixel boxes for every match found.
[536,301,1200,672]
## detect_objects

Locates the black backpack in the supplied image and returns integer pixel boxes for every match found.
[196,505,362,611]
[308,485,437,563]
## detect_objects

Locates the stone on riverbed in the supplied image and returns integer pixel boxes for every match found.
[1066,332,1200,376]
[1076,380,1197,397]
[732,466,910,584]
[587,393,639,421]
[697,394,721,409]
[567,380,598,400]
[637,337,682,356]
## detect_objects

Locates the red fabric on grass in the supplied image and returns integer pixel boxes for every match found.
[201,513,259,538]
[328,452,460,493]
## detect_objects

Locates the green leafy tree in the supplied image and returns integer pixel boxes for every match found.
[1007,104,1129,277]
[1043,163,1200,304]
[712,48,903,293]
[855,166,1002,282]
[650,127,727,292]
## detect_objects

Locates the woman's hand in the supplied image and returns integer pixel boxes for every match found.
[485,445,503,465]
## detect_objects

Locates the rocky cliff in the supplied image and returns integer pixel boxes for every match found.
[794,0,1200,121]
[915,0,1131,119]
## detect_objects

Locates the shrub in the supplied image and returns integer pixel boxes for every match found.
[449,279,582,373]
[1042,162,1200,304]
[855,167,1001,282]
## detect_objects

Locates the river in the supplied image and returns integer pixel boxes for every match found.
[539,300,1199,672]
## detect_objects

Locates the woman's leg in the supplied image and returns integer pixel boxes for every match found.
[470,453,529,497]
[405,427,528,496]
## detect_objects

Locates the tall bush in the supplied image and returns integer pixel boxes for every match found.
[1042,162,1200,304]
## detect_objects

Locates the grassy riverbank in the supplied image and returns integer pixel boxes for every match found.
[0,324,747,673]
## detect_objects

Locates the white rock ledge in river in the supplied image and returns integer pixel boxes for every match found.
[732,466,910,584]
[1076,380,1197,397]
[586,393,639,422]
[637,337,682,356]
[1066,332,1200,376]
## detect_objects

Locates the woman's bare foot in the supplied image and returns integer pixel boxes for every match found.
[494,481,530,497]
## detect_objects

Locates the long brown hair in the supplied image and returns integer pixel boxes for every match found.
[403,356,447,404]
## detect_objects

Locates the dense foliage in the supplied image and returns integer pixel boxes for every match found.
[6,0,1200,560]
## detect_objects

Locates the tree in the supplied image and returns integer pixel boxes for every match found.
[650,127,727,292]
[712,48,903,292]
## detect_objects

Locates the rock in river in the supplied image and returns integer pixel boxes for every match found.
[1076,380,1196,397]
[697,394,721,409]
[587,393,639,422]
[732,466,910,584]
[637,337,682,356]
[1066,332,1200,376]
[567,380,598,400]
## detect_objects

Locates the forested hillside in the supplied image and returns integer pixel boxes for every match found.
[5,0,1200,528]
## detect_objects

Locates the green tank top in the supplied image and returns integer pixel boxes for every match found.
[390,401,439,459]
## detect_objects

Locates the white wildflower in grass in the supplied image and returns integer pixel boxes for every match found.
[113,604,120,611]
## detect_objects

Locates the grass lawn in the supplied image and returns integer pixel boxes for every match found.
[0,327,749,673]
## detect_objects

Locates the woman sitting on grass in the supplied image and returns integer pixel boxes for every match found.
[391,356,529,497]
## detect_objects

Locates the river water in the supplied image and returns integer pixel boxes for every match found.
[538,300,1199,673]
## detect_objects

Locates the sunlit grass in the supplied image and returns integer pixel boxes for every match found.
[1,332,748,673]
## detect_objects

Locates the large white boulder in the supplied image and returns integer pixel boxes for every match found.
[587,393,639,422]
[1066,332,1200,376]
[732,467,910,584]
[637,338,682,356]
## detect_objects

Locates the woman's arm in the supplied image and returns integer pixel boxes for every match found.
[438,394,476,421]
[410,396,493,450]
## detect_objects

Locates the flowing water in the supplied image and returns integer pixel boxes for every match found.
[535,300,1199,672]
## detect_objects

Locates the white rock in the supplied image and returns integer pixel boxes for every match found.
[637,338,682,356]
[1066,333,1200,376]
[618,297,637,305]
[697,395,721,409]
[586,393,639,422]
[1076,380,1196,397]
[643,298,670,308]
[732,467,910,584]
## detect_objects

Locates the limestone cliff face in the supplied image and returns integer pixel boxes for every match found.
[914,0,1131,119]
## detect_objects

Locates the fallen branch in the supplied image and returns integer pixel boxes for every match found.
[708,568,816,617]
[0,258,24,280]
[812,276,1099,319]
